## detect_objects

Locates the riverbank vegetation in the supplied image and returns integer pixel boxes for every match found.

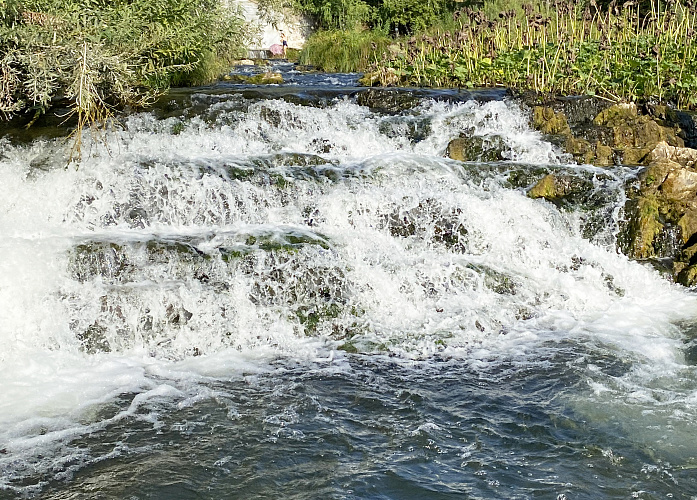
[298,0,697,108]
[0,0,251,136]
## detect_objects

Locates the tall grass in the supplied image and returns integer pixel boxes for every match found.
[369,0,697,107]
[299,30,394,72]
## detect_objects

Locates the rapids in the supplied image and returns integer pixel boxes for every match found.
[1,63,696,499]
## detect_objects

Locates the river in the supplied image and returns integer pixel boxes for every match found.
[1,62,696,499]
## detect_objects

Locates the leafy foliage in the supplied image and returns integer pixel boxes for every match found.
[0,0,252,125]
[363,0,697,108]
[258,0,456,33]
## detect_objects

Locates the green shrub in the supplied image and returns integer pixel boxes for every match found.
[0,0,252,127]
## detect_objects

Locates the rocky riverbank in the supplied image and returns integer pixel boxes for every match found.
[448,95,697,286]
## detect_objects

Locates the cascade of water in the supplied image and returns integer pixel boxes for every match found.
[1,89,696,496]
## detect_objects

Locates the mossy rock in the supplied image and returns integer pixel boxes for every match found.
[527,173,594,207]
[677,264,697,286]
[532,106,571,135]
[619,147,652,165]
[446,136,507,162]
[619,194,664,259]
[595,143,614,166]
[564,137,594,164]
[356,88,420,114]
[593,103,638,127]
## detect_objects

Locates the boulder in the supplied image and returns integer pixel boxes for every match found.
[532,106,571,135]
[446,135,507,162]
[356,88,420,114]
[526,173,593,207]
[647,141,697,168]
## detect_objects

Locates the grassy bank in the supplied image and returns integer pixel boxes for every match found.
[300,0,697,108]
[299,31,394,72]
[1,0,251,137]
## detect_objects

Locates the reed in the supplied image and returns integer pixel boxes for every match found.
[371,0,697,107]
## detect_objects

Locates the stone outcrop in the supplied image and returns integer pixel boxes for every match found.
[443,94,697,285]
[529,100,686,166]
[483,96,697,285]
[223,72,283,84]
[524,98,697,285]
[616,144,697,285]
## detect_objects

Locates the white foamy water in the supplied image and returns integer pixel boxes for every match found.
[1,94,696,496]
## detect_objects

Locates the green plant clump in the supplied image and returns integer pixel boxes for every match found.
[299,30,394,72]
[0,0,252,145]
[361,0,697,108]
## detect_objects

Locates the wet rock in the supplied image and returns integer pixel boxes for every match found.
[446,135,507,162]
[620,194,664,259]
[356,88,420,114]
[618,156,697,277]
[533,106,571,135]
[527,173,593,207]
[677,264,697,286]
[71,242,130,283]
[593,102,639,127]
[619,147,652,165]
[358,68,400,87]
[77,323,111,354]
[595,143,614,166]
[224,72,283,84]
[527,99,685,167]
[564,137,594,164]
[647,104,697,148]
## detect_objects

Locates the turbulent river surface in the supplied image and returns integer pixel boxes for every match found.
[1,63,697,499]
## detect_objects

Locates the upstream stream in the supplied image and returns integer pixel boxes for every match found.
[1,63,697,499]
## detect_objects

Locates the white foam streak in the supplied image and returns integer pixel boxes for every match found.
[1,94,697,486]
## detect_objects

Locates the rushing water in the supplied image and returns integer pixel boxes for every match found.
[1,63,697,499]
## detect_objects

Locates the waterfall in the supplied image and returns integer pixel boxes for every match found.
[1,81,696,498]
